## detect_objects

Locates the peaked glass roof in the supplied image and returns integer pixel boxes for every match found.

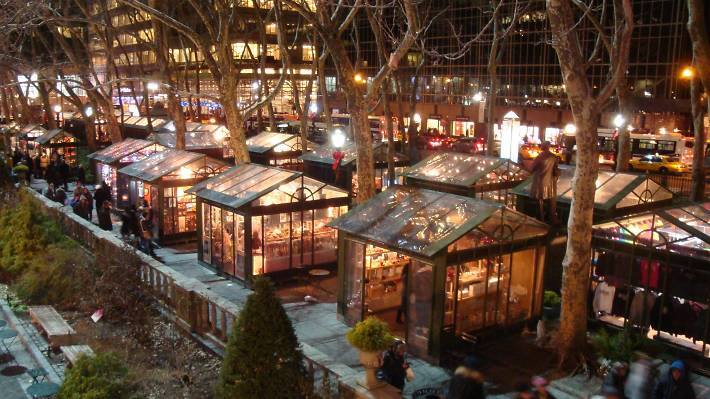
[328,186,548,258]
[151,131,224,150]
[187,163,347,210]
[403,152,528,188]
[594,203,710,260]
[300,141,405,166]
[246,132,300,154]
[118,149,205,182]
[88,138,159,164]
[20,124,47,137]
[35,129,76,145]
[512,167,673,210]
[123,117,168,130]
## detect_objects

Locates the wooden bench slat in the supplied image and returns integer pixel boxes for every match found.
[60,345,94,367]
[29,306,77,347]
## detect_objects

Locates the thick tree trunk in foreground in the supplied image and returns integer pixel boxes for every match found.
[547,0,633,365]
[347,93,376,201]
[615,86,632,172]
[84,115,98,151]
[38,82,57,130]
[223,82,250,163]
[687,0,710,202]
[384,79,396,186]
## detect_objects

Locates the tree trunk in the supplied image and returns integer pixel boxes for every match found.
[168,90,187,150]
[384,79,396,186]
[84,115,98,151]
[615,86,632,172]
[348,94,376,201]
[38,82,57,130]
[485,5,501,157]
[687,0,710,201]
[95,95,123,143]
[223,86,250,163]
[690,78,707,201]
[317,54,333,132]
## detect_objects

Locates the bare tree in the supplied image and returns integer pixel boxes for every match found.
[687,0,709,201]
[119,0,291,163]
[546,0,633,365]
[283,0,420,201]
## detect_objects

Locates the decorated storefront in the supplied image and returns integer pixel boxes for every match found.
[118,149,228,241]
[246,131,303,169]
[13,124,47,151]
[300,141,408,196]
[591,203,710,359]
[330,186,549,362]
[512,167,675,223]
[402,152,529,206]
[188,164,349,284]
[33,128,80,166]
[88,138,166,208]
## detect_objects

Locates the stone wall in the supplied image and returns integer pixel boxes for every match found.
[26,188,394,399]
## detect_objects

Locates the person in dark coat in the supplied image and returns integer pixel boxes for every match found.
[59,158,70,190]
[83,187,94,221]
[603,362,629,399]
[447,356,486,399]
[97,200,113,231]
[44,183,56,202]
[380,340,409,391]
[94,183,110,210]
[54,186,67,205]
[654,360,695,399]
[120,206,137,238]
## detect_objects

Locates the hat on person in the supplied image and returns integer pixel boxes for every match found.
[670,360,685,374]
[531,376,548,387]
[463,355,482,371]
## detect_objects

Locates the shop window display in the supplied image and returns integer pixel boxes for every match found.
[331,186,549,361]
[118,149,228,241]
[188,163,349,285]
[591,203,710,357]
[89,138,166,208]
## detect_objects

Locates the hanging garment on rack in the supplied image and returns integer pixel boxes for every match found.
[593,281,616,317]
[629,290,656,327]
[639,259,660,289]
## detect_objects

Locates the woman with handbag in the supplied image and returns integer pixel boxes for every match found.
[380,340,412,391]
[139,209,154,256]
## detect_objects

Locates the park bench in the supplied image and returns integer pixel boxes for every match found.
[28,306,76,350]
[60,345,94,367]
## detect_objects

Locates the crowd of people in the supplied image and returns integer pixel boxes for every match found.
[9,147,85,189]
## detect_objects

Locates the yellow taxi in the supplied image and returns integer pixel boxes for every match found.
[628,154,690,174]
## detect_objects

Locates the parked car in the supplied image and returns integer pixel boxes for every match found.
[628,154,689,174]
[451,137,485,154]
[416,133,455,150]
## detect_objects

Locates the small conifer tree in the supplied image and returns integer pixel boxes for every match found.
[215,277,308,399]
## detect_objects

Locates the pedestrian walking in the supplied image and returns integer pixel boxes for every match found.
[120,205,138,239]
[603,362,629,399]
[139,208,154,255]
[529,141,560,224]
[446,356,486,399]
[44,182,56,202]
[379,340,410,391]
[653,360,695,399]
[98,200,113,231]
[83,187,94,221]
[54,186,67,205]
[625,357,656,399]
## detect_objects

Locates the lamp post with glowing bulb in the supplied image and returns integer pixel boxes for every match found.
[53,104,62,125]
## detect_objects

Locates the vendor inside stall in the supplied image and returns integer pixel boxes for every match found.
[330,186,549,362]
[591,203,710,358]
[33,128,80,166]
[88,138,166,208]
[402,152,529,206]
[118,149,228,241]
[187,163,350,284]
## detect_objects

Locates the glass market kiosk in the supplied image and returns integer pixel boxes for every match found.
[402,152,529,205]
[33,128,80,166]
[118,149,228,242]
[300,141,408,196]
[330,186,550,362]
[187,164,350,285]
[246,131,304,169]
[512,167,675,223]
[591,203,710,358]
[88,138,166,208]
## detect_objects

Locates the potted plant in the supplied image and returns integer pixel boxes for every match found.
[346,317,394,389]
[542,290,561,320]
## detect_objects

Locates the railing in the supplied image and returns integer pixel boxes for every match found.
[648,173,710,200]
[26,189,350,397]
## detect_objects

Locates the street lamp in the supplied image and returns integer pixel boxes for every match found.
[84,106,94,118]
[564,123,577,135]
[413,113,422,124]
[353,73,364,84]
[53,104,62,125]
[331,128,346,149]
[680,66,695,80]
[146,81,160,91]
[472,92,483,102]
[309,102,318,114]
[613,114,625,129]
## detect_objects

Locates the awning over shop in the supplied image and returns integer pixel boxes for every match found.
[512,167,674,211]
[19,124,47,138]
[118,149,224,182]
[122,116,169,131]
[300,141,406,166]
[593,202,710,261]
[150,131,225,150]
[34,129,77,146]
[403,152,529,190]
[328,186,548,258]
[187,163,347,210]
[246,131,300,154]
[88,138,159,164]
